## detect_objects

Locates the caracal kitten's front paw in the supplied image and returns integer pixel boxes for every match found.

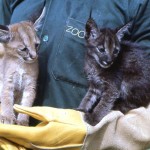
[17,113,29,126]
[84,112,100,126]
[0,114,16,124]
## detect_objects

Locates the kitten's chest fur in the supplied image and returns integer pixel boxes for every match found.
[14,64,28,91]
[2,57,38,102]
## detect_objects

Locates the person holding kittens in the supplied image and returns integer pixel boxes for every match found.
[0,0,150,150]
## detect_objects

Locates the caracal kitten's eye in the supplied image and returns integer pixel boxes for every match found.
[18,47,28,52]
[21,47,28,52]
[113,48,119,55]
[35,43,40,49]
[96,47,105,53]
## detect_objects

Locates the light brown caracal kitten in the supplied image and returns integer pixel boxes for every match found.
[0,8,45,126]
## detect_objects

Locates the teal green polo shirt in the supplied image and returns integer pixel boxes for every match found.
[0,0,150,110]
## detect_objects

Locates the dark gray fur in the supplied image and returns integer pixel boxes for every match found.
[78,18,150,126]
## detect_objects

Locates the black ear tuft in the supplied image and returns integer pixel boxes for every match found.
[85,18,99,40]
[0,25,10,43]
[33,7,46,32]
[28,2,46,32]
[0,25,9,31]
[116,21,132,42]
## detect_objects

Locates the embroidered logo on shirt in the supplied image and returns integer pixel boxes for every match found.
[66,25,85,39]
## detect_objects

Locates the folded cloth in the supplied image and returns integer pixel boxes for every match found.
[83,107,150,150]
[0,104,150,150]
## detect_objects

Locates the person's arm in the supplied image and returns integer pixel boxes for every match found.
[83,106,150,150]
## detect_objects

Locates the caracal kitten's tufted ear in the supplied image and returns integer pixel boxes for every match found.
[116,21,132,42]
[85,18,99,41]
[33,7,46,32]
[0,25,11,43]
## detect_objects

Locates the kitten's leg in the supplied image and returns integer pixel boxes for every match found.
[0,77,16,124]
[85,87,119,126]
[78,86,101,112]
[17,79,36,126]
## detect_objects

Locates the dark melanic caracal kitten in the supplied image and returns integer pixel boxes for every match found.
[78,18,150,126]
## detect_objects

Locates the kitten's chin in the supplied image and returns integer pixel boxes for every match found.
[25,60,37,64]
[21,57,37,64]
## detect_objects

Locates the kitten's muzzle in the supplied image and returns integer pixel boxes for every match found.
[23,55,38,63]
[100,60,113,68]
[29,53,37,60]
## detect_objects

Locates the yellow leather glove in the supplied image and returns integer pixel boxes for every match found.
[0,138,26,150]
[0,104,86,150]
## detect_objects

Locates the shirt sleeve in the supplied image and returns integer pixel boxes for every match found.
[82,106,150,150]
